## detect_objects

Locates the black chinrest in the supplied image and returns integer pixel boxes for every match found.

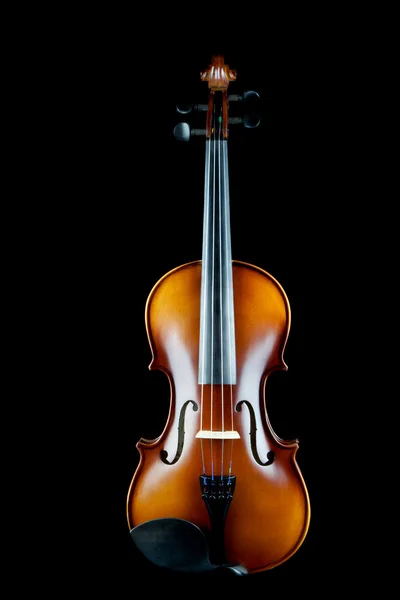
[130,517,247,576]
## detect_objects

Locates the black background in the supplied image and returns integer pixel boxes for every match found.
[75,48,329,593]
[25,23,374,596]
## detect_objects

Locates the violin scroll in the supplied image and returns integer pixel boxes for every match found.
[200,55,237,91]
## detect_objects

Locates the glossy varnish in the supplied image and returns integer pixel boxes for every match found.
[126,259,310,573]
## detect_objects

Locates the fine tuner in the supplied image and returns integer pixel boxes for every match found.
[174,90,261,142]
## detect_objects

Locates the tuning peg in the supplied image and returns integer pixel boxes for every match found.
[176,103,208,115]
[228,90,260,103]
[243,112,261,129]
[173,122,206,142]
[228,115,260,129]
[228,90,261,128]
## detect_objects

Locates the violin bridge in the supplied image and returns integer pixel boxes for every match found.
[195,430,240,439]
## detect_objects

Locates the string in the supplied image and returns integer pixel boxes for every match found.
[217,112,225,480]
[209,102,217,481]
[199,135,211,476]
[223,125,235,483]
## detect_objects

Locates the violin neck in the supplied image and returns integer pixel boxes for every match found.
[198,109,237,386]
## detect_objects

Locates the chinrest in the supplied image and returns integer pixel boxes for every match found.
[130,517,247,576]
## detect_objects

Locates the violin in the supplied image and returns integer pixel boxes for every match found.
[126,55,310,576]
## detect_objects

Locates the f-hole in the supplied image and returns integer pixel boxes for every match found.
[236,400,275,466]
[160,400,199,465]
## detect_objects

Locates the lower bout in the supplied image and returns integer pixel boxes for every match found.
[224,486,310,571]
[127,483,310,574]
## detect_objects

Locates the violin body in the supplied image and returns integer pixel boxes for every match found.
[126,259,310,574]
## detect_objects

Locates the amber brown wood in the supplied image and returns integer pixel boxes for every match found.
[200,55,237,91]
[126,260,311,574]
[201,55,236,138]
